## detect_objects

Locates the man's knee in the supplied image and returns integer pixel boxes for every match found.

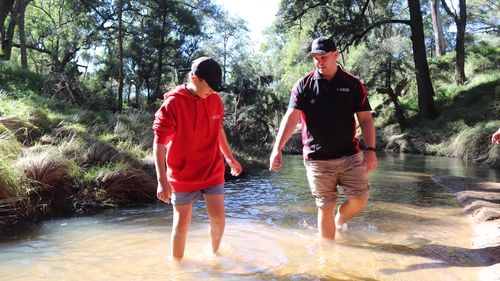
[347,198,368,208]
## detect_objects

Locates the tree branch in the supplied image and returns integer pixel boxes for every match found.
[12,42,51,55]
[353,19,411,45]
[279,0,329,27]
[440,0,458,21]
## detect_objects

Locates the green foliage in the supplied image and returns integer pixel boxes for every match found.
[0,62,43,94]
[428,53,455,84]
[465,43,500,75]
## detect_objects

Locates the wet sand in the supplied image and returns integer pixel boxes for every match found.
[433,175,500,281]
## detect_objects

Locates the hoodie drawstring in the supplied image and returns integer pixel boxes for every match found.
[193,101,198,131]
[202,100,210,137]
[192,99,210,138]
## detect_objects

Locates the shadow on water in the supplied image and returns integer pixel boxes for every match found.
[344,238,499,271]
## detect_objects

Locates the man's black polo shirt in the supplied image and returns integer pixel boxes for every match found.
[288,68,371,160]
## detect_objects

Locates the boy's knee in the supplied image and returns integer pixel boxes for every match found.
[173,221,190,235]
[210,216,225,227]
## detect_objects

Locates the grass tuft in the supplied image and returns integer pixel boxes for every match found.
[0,158,21,199]
[16,150,81,194]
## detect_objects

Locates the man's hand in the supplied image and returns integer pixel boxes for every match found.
[492,128,500,144]
[157,180,172,204]
[269,149,283,172]
[363,151,378,173]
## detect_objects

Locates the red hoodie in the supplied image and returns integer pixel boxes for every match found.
[153,85,225,192]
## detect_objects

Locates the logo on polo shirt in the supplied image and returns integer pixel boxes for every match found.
[337,87,350,93]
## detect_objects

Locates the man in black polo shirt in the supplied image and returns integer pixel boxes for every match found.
[269,36,377,240]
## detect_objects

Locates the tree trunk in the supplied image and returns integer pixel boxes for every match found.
[441,0,467,85]
[2,15,15,60]
[152,14,166,103]
[455,0,467,85]
[386,59,407,131]
[18,0,28,68]
[431,0,446,56]
[0,0,15,52]
[408,0,439,119]
[135,70,143,106]
[117,0,124,112]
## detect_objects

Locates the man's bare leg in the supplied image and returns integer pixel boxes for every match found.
[318,205,336,240]
[334,198,368,229]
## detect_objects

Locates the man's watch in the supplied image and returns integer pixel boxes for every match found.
[365,147,376,152]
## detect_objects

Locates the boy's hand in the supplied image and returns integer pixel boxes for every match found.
[157,181,172,204]
[227,158,242,176]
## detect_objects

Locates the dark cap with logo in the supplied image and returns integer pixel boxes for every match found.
[308,36,337,56]
[191,57,223,92]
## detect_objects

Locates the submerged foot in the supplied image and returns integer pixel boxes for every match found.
[334,212,347,232]
[336,223,348,232]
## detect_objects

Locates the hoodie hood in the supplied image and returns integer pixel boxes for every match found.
[164,84,199,100]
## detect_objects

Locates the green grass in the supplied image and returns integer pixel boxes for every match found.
[0,124,22,159]
[81,162,129,186]
[0,157,21,199]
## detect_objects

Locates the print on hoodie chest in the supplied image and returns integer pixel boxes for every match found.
[191,98,223,139]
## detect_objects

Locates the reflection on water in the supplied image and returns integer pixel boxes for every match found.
[1,153,498,280]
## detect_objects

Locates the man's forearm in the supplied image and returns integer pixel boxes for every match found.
[360,118,376,148]
[272,108,301,151]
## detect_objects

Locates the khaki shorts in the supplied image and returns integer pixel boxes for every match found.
[304,152,369,208]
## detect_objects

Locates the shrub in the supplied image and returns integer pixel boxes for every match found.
[0,61,43,94]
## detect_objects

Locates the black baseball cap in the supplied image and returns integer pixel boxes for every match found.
[191,57,223,91]
[308,36,337,56]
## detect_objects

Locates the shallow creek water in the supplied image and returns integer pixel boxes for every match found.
[1,153,499,280]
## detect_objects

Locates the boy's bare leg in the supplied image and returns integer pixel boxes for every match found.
[334,198,368,227]
[171,204,193,260]
[318,205,336,240]
[204,194,225,254]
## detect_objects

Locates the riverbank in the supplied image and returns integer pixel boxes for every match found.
[433,175,500,281]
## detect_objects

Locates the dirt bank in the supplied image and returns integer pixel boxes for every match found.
[433,175,500,281]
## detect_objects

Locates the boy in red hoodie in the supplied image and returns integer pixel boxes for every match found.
[152,57,242,260]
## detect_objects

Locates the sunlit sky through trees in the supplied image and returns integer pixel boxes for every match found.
[215,0,280,45]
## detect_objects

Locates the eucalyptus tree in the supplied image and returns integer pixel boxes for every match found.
[441,0,467,84]
[0,0,15,60]
[430,0,446,56]
[347,36,413,131]
[24,0,101,73]
[0,0,31,66]
[200,12,283,145]
[467,0,499,36]
[202,12,249,84]
[276,0,439,119]
[117,0,124,112]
